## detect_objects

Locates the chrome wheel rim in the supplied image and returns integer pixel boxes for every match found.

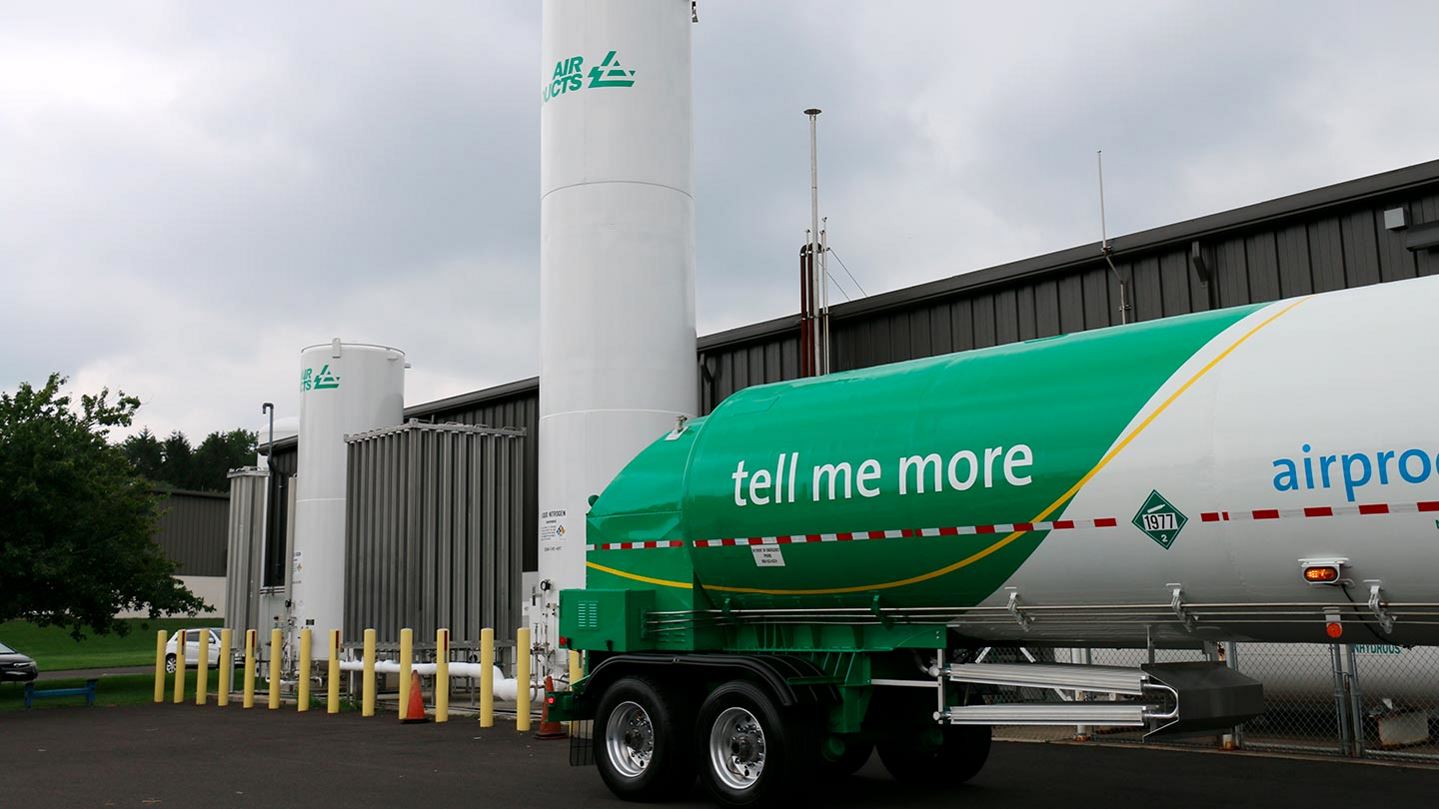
[709,706,766,791]
[605,701,655,779]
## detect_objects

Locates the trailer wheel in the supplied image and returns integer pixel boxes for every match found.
[877,724,990,785]
[594,676,695,801]
[697,680,814,807]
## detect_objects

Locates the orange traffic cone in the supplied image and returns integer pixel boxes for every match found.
[535,675,567,739]
[401,670,428,724]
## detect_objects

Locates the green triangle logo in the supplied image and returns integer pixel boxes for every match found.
[1132,490,1188,550]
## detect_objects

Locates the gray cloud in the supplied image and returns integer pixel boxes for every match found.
[3,1,1436,438]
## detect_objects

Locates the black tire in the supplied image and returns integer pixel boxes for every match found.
[594,676,696,802]
[165,654,177,674]
[696,680,816,808]
[818,738,873,777]
[877,724,991,785]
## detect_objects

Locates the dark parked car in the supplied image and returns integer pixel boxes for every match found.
[0,641,39,682]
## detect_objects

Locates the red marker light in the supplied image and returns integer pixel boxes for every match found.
[1325,621,1343,639]
[557,635,570,648]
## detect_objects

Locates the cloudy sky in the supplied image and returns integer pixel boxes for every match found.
[4,1,1437,440]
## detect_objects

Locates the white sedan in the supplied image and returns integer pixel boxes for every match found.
[163,628,230,672]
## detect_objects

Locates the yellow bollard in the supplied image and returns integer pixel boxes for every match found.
[196,629,209,706]
[398,628,413,720]
[218,629,233,707]
[515,628,531,732]
[479,627,494,728]
[297,628,312,712]
[568,650,583,735]
[268,627,282,710]
[362,628,376,717]
[153,630,167,703]
[172,629,186,704]
[435,628,449,723]
[327,629,341,715]
[243,629,257,708]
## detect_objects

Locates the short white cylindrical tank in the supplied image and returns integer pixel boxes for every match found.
[537,0,698,667]
[292,340,405,654]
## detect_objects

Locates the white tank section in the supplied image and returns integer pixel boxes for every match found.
[292,340,405,655]
[537,0,698,667]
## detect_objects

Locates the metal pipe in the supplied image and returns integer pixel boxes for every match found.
[806,108,823,375]
[480,627,495,728]
[436,628,450,723]
[821,220,831,374]
[243,629,257,708]
[172,630,186,704]
[196,630,209,706]
[515,627,531,732]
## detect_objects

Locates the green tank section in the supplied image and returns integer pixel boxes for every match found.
[564,302,1266,653]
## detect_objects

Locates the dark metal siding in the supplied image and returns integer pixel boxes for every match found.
[267,160,1439,574]
[153,490,229,576]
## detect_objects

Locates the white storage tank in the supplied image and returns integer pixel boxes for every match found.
[292,340,405,654]
[536,0,699,671]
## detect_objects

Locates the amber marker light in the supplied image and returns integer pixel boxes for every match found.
[1304,566,1340,584]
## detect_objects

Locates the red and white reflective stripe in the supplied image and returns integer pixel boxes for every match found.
[690,517,1120,548]
[1201,501,1439,523]
[585,540,685,552]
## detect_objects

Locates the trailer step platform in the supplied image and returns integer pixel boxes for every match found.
[948,702,1149,726]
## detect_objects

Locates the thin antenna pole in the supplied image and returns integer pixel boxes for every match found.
[1096,149,1129,325]
[806,108,823,374]
[820,218,830,374]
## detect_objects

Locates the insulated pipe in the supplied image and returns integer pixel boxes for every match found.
[297,628,312,711]
[435,628,449,724]
[268,628,282,709]
[218,629,233,707]
[515,628,531,732]
[153,630,166,704]
[336,661,538,702]
[243,629,256,708]
[480,628,494,727]
[172,631,185,704]
[362,628,376,717]
[196,630,209,706]
[327,630,341,714]
[398,628,413,721]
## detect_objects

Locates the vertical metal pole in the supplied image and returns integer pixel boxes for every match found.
[1075,647,1093,741]
[820,220,830,374]
[805,108,822,376]
[243,629,257,708]
[480,627,495,728]
[172,630,186,704]
[436,628,450,724]
[327,629,341,714]
[1345,644,1365,757]
[196,630,209,706]
[268,627,282,709]
[1223,641,1242,750]
[362,628,376,717]
[1331,644,1352,755]
[218,628,233,707]
[398,627,413,720]
[297,628,311,711]
[516,628,532,732]
[153,630,167,704]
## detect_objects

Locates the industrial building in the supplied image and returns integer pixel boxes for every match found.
[237,157,1439,654]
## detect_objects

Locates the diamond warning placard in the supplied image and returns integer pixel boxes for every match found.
[1132,490,1188,549]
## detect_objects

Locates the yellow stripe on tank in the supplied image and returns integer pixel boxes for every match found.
[587,297,1310,595]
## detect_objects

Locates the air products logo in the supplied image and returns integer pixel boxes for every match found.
[301,365,340,392]
[543,50,636,103]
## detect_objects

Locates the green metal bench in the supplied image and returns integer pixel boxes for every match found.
[23,679,98,709]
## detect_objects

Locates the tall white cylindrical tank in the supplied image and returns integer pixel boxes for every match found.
[537,0,698,666]
[292,340,405,654]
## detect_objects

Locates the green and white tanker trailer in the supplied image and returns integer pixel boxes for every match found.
[549,276,1439,805]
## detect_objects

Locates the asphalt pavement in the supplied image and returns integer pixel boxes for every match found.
[4,703,1435,808]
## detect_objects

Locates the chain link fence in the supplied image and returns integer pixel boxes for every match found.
[990,643,1439,762]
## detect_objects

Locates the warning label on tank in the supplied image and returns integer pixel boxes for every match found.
[540,509,567,553]
[1132,490,1188,549]
[751,545,786,567]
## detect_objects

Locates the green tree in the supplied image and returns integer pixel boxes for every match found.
[122,426,255,492]
[0,374,207,638]
[121,427,164,481]
[187,428,256,491]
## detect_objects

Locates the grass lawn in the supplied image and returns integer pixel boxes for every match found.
[0,617,220,671]
[0,668,248,712]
